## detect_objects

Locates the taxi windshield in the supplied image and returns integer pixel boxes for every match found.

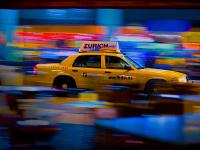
[123,56,144,70]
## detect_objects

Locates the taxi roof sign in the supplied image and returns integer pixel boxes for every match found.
[79,41,120,53]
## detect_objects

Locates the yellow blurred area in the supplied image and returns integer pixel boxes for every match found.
[181,31,200,43]
[20,50,41,56]
[49,92,99,104]
[79,92,99,102]
[7,42,43,49]
[9,41,77,49]
[155,58,186,66]
[51,97,80,105]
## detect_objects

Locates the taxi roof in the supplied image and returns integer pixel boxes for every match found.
[73,51,124,57]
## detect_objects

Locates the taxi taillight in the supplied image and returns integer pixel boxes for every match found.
[33,66,37,75]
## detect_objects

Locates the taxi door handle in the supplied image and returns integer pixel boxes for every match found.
[105,71,111,73]
[72,69,78,72]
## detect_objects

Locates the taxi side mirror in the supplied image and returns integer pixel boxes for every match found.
[124,65,132,70]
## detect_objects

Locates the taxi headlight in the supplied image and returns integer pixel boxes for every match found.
[178,76,187,83]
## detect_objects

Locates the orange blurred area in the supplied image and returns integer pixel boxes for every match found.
[17,25,107,34]
[182,43,200,50]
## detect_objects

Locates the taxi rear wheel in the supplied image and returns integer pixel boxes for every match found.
[62,83,68,89]
[53,77,76,89]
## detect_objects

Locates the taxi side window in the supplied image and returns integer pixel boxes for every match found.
[73,55,101,68]
[106,56,129,69]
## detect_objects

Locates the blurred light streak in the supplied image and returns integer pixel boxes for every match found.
[17,120,50,126]
[61,101,107,108]
[114,35,154,42]
[159,94,181,99]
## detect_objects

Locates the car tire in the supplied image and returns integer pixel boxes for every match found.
[53,77,76,89]
[145,79,166,96]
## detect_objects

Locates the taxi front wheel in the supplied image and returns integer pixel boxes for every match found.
[145,79,166,96]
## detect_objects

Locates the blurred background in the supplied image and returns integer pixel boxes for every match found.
[1,9,200,82]
[1,7,200,150]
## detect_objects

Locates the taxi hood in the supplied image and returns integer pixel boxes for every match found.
[139,68,185,78]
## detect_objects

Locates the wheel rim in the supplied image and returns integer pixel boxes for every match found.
[152,85,158,92]
[62,84,68,89]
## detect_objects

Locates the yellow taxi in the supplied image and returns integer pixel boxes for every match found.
[33,41,188,93]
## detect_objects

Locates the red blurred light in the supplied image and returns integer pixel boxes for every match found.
[33,66,37,75]
[16,32,103,41]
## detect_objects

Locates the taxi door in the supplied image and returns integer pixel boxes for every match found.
[69,54,105,89]
[102,55,137,86]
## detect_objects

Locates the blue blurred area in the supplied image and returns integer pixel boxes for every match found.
[96,114,200,144]
[47,124,96,150]
[147,20,191,32]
